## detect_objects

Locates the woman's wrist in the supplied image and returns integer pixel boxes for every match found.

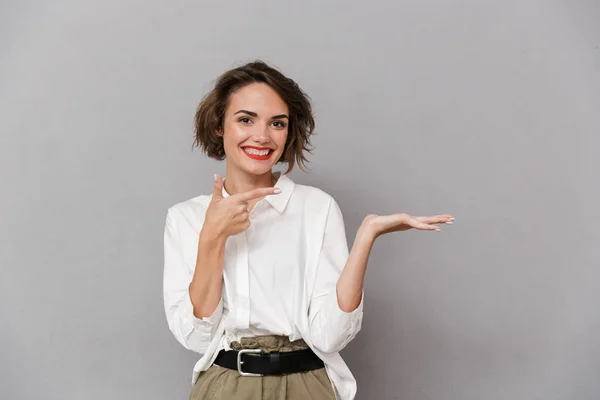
[199,225,228,247]
[358,216,379,243]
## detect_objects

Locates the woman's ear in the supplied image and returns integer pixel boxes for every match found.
[215,129,223,137]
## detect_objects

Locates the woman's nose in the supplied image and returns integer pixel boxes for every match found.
[253,126,271,143]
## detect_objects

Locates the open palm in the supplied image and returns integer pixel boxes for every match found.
[364,213,454,237]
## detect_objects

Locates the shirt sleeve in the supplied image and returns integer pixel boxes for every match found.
[163,207,224,354]
[307,197,364,354]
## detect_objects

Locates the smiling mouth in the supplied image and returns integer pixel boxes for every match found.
[241,147,274,160]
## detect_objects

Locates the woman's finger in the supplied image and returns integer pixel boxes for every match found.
[236,211,249,221]
[413,216,435,224]
[211,173,224,202]
[235,204,248,215]
[235,186,281,203]
[232,212,250,227]
[415,215,454,225]
[408,217,441,231]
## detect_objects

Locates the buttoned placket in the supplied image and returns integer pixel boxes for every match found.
[233,198,267,330]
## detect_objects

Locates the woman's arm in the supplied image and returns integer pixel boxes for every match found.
[335,226,374,313]
[308,198,454,354]
[163,208,225,354]
[164,175,281,353]
[307,198,364,354]
[190,174,281,317]
[189,230,226,318]
[336,213,454,312]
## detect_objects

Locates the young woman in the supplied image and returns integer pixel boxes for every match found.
[163,61,454,400]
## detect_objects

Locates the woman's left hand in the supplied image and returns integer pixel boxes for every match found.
[362,213,455,238]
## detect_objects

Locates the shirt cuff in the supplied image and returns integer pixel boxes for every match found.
[183,288,224,327]
[331,289,364,320]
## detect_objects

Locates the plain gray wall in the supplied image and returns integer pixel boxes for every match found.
[2,0,599,399]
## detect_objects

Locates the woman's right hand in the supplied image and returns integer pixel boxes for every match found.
[201,173,281,240]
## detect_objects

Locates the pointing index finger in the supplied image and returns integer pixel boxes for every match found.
[233,187,281,202]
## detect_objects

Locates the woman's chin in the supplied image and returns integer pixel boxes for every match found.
[240,163,274,177]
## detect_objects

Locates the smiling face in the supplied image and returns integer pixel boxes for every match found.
[219,82,289,177]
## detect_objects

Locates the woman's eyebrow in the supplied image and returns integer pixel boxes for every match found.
[233,110,289,120]
[233,109,258,117]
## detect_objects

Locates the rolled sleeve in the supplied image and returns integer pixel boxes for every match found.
[181,287,224,328]
[329,287,364,328]
[163,207,223,354]
[308,198,364,354]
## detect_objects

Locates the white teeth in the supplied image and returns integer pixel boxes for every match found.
[243,148,271,156]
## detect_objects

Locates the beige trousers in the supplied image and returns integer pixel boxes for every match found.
[189,336,336,400]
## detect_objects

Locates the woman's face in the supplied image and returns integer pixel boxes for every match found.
[220,83,289,177]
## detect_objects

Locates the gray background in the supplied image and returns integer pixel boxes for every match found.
[1,0,599,399]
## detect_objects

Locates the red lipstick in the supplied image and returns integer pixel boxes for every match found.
[241,146,274,161]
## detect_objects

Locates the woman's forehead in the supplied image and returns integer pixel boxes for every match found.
[227,83,288,115]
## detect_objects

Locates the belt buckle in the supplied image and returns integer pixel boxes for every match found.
[237,349,263,377]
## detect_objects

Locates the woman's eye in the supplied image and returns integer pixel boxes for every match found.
[239,117,252,124]
[272,121,286,128]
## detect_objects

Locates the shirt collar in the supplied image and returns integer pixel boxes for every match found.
[221,171,295,214]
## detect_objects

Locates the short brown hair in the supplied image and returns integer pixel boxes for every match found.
[193,61,315,174]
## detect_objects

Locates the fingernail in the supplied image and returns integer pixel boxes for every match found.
[273,188,281,194]
[445,221,453,224]
[213,173,217,182]
[449,217,455,221]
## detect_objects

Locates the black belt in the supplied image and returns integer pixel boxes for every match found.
[214,348,324,376]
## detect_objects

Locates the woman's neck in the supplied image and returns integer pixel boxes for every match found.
[223,168,277,196]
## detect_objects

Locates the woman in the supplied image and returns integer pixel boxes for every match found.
[163,60,454,400]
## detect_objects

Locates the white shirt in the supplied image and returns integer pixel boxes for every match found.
[163,173,364,400]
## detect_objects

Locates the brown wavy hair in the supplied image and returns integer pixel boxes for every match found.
[193,60,315,174]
